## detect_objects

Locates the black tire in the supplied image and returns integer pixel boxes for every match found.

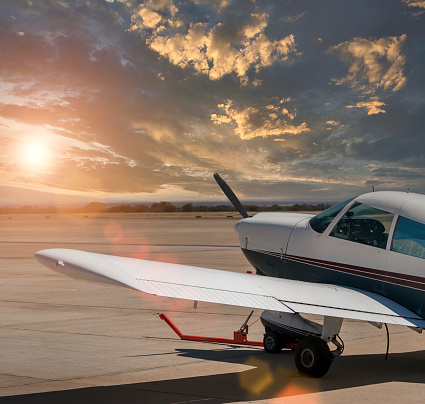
[294,336,333,377]
[263,330,282,353]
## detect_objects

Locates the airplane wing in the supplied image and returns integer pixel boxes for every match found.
[34,248,425,328]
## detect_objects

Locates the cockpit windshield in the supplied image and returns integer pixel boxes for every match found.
[309,197,355,234]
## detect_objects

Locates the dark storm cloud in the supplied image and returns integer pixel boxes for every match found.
[370,167,424,179]
[1,0,425,204]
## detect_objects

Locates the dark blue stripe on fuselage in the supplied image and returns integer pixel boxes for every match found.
[241,248,425,318]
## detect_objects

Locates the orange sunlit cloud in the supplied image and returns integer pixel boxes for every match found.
[1,1,425,205]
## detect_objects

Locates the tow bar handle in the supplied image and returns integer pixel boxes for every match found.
[159,313,263,347]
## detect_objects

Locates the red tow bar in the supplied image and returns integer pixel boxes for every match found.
[159,313,264,347]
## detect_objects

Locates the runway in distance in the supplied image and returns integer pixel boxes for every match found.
[34,174,425,377]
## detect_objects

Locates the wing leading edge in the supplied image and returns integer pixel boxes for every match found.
[34,248,425,328]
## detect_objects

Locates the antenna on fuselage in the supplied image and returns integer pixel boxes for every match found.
[372,185,375,192]
[213,173,249,218]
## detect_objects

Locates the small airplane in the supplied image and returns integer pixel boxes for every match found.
[34,174,425,377]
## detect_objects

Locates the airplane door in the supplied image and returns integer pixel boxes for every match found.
[287,202,394,296]
[315,233,389,295]
[385,215,425,316]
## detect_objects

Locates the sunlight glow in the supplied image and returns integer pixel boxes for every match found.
[19,141,51,171]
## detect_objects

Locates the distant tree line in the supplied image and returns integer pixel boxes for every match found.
[0,201,331,214]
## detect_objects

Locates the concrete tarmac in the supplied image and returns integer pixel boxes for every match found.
[1,213,425,403]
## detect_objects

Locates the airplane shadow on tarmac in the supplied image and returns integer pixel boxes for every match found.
[3,347,425,404]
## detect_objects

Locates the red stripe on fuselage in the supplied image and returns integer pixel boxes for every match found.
[251,248,425,291]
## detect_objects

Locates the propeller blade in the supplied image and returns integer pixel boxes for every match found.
[214,173,249,218]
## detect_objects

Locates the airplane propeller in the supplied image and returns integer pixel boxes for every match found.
[213,173,249,218]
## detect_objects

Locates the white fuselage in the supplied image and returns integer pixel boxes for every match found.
[235,192,425,317]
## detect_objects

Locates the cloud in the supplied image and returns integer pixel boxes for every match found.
[403,0,425,15]
[130,1,298,84]
[369,166,424,180]
[329,35,407,95]
[403,0,425,7]
[325,120,341,126]
[1,0,425,204]
[211,98,310,139]
[279,12,306,24]
[346,98,386,115]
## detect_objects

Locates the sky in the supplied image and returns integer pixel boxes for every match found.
[1,0,425,206]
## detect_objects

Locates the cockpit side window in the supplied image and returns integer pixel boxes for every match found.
[391,216,425,259]
[309,197,355,234]
[329,202,394,249]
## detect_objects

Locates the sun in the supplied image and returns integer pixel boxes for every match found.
[19,141,51,170]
